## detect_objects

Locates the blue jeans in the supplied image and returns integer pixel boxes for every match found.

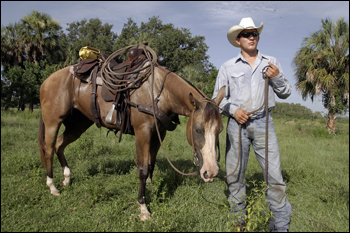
[225,112,291,231]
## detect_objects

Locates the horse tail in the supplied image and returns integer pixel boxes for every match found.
[38,114,46,167]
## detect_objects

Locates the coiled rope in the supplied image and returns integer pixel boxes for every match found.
[100,44,158,93]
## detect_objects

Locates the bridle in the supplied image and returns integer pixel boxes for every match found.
[150,68,222,176]
[189,96,222,168]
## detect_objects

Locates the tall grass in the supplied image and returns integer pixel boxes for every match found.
[1,109,349,231]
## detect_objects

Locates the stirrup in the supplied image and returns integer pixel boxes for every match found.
[106,104,121,125]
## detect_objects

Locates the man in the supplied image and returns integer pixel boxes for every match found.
[212,17,292,232]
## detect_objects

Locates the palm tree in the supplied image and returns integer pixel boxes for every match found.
[18,10,61,64]
[1,23,24,69]
[293,18,349,135]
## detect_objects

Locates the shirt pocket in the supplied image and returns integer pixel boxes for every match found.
[230,72,246,89]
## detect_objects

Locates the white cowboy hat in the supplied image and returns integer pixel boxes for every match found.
[227,17,264,47]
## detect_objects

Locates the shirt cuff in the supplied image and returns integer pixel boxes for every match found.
[269,73,284,88]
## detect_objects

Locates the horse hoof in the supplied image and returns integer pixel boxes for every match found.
[51,190,61,196]
[139,214,151,221]
[61,181,69,187]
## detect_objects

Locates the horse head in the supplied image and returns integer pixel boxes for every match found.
[186,86,226,182]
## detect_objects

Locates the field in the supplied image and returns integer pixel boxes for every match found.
[1,109,349,232]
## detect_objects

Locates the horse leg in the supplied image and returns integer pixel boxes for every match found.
[134,125,166,221]
[134,128,154,221]
[147,129,166,184]
[39,115,63,196]
[55,109,93,187]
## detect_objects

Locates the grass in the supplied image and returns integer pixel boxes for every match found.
[1,109,349,232]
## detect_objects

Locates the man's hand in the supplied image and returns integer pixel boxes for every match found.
[234,109,252,124]
[265,62,279,79]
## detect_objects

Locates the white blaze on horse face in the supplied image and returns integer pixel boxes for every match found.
[200,120,219,182]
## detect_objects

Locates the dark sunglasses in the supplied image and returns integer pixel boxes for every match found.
[238,31,259,38]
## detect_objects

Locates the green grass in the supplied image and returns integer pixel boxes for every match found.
[1,109,349,231]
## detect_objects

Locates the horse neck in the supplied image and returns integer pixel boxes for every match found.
[156,67,206,117]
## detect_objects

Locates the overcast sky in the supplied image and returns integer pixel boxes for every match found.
[1,1,349,115]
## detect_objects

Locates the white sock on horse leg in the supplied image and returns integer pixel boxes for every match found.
[46,176,60,196]
[62,166,71,186]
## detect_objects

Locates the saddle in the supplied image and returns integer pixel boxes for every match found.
[72,43,180,142]
[72,47,147,139]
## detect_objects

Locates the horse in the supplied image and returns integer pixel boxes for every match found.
[38,53,226,221]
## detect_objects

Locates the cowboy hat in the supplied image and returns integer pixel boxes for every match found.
[227,17,264,47]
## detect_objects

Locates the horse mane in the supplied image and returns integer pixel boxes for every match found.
[158,66,220,123]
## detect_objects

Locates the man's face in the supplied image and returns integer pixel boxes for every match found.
[235,29,259,51]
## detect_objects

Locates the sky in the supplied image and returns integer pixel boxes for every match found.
[1,1,349,116]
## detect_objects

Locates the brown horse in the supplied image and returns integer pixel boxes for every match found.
[38,61,226,220]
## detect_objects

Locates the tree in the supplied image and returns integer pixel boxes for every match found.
[3,61,50,111]
[292,18,349,135]
[66,18,117,58]
[18,10,62,64]
[114,16,212,74]
[1,23,24,70]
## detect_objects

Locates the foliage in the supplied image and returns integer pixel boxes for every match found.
[2,14,217,110]
[230,181,273,232]
[2,61,55,111]
[114,16,212,74]
[66,18,118,60]
[292,18,349,134]
[18,10,62,64]
[270,102,324,120]
[113,16,217,96]
[1,22,24,69]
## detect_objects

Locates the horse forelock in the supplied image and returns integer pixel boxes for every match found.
[203,101,220,125]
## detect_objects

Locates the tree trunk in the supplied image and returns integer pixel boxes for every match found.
[29,102,34,112]
[326,109,337,135]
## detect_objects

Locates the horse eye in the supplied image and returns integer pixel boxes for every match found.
[196,128,204,134]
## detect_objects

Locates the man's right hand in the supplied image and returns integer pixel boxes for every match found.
[234,109,252,124]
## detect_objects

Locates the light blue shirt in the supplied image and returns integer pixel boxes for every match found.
[212,51,291,118]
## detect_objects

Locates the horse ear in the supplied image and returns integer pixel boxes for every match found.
[214,86,226,106]
[189,93,200,110]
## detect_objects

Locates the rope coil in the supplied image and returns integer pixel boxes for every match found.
[100,44,158,93]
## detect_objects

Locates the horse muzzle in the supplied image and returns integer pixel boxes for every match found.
[199,160,219,182]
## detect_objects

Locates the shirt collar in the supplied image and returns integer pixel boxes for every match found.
[234,50,268,64]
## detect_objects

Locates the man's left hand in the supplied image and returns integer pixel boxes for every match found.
[265,62,279,79]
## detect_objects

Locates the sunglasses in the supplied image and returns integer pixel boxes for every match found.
[238,31,259,38]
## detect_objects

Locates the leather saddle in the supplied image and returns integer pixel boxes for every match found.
[72,47,147,138]
[71,44,179,142]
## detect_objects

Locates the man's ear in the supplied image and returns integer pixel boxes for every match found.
[236,38,241,46]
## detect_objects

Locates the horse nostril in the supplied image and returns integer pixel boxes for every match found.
[203,171,209,179]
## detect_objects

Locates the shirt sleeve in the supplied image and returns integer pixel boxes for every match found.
[268,59,292,99]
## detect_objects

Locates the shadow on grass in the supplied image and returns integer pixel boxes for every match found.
[84,155,199,201]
